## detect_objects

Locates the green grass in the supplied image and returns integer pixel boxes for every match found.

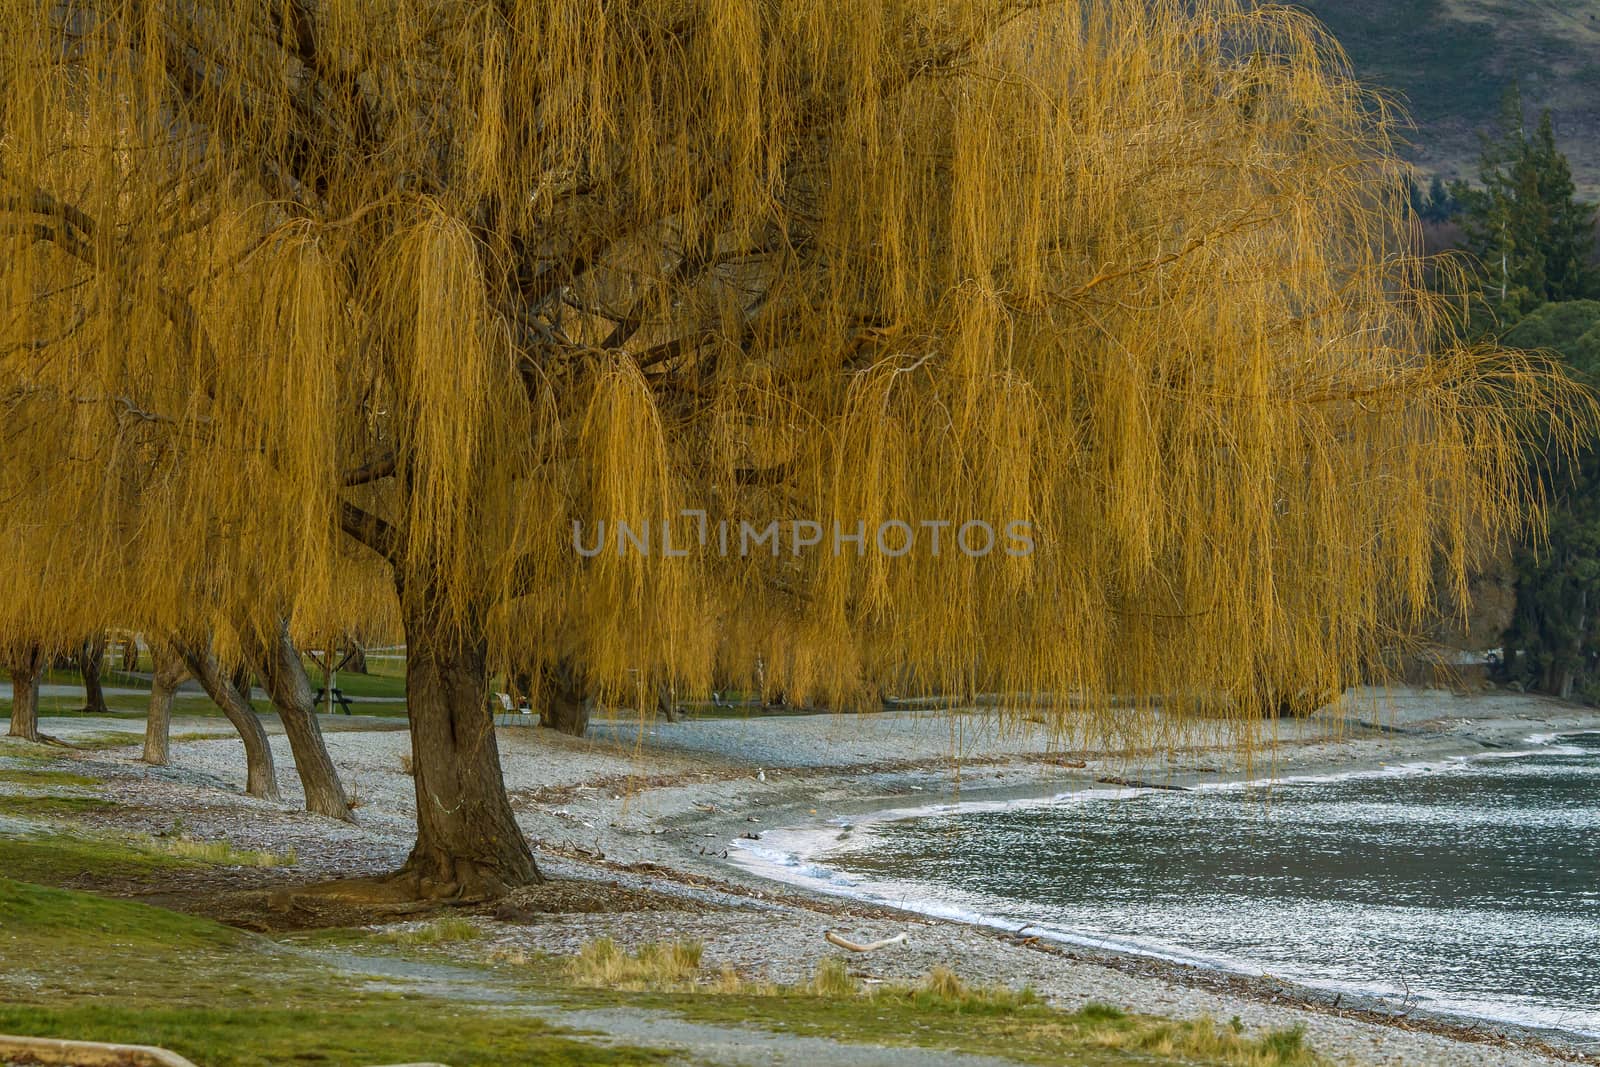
[313,667,408,700]
[0,876,240,953]
[515,942,1328,1067]
[0,765,113,818]
[0,792,116,817]
[2,660,411,718]
[0,767,101,788]
[622,978,1323,1067]
[0,832,190,883]
[0,690,217,719]
[0,878,665,1067]
[0,1002,659,1067]
[0,822,294,884]
[0,828,1326,1067]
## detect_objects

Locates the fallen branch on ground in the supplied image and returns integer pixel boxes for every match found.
[825,929,908,952]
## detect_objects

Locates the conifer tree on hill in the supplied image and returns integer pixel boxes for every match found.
[1455,88,1600,321]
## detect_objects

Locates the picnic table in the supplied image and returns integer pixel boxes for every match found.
[312,687,355,715]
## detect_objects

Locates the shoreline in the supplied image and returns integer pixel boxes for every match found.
[10,685,1600,1065]
[720,736,1600,1047]
[599,687,1600,1063]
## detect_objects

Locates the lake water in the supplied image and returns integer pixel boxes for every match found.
[734,733,1600,1036]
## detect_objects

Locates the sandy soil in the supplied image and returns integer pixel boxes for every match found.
[15,685,1600,1066]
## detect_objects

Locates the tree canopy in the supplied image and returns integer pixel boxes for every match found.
[0,0,1588,894]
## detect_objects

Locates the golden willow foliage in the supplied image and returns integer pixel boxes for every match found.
[0,0,1586,735]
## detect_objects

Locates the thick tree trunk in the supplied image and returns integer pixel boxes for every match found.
[142,642,188,766]
[397,582,539,898]
[173,638,279,801]
[241,619,353,822]
[79,634,109,715]
[540,658,591,736]
[7,644,45,742]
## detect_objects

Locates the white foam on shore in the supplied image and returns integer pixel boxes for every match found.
[728,730,1600,1040]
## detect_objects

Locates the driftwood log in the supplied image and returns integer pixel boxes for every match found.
[824,930,909,953]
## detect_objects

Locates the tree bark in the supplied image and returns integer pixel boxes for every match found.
[79,634,109,715]
[656,678,679,723]
[240,618,353,822]
[142,641,188,766]
[540,657,591,736]
[173,638,279,801]
[396,578,539,898]
[231,663,255,704]
[7,644,45,742]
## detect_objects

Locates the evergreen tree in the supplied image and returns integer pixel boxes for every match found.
[1501,301,1600,700]
[1408,173,1459,225]
[1529,114,1600,302]
[1454,89,1599,320]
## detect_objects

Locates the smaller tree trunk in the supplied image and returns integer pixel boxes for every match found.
[142,641,188,766]
[7,644,46,742]
[231,663,255,704]
[241,619,353,821]
[173,638,279,801]
[345,642,369,674]
[79,634,109,715]
[540,658,590,736]
[655,678,679,723]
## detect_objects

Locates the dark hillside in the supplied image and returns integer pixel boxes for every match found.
[1294,0,1600,195]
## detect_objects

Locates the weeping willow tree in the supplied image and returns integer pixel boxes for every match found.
[0,0,1586,896]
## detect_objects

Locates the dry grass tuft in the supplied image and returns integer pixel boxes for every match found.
[377,916,481,946]
[1088,1015,1318,1067]
[808,956,860,998]
[920,965,963,1000]
[150,836,296,868]
[566,938,706,991]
